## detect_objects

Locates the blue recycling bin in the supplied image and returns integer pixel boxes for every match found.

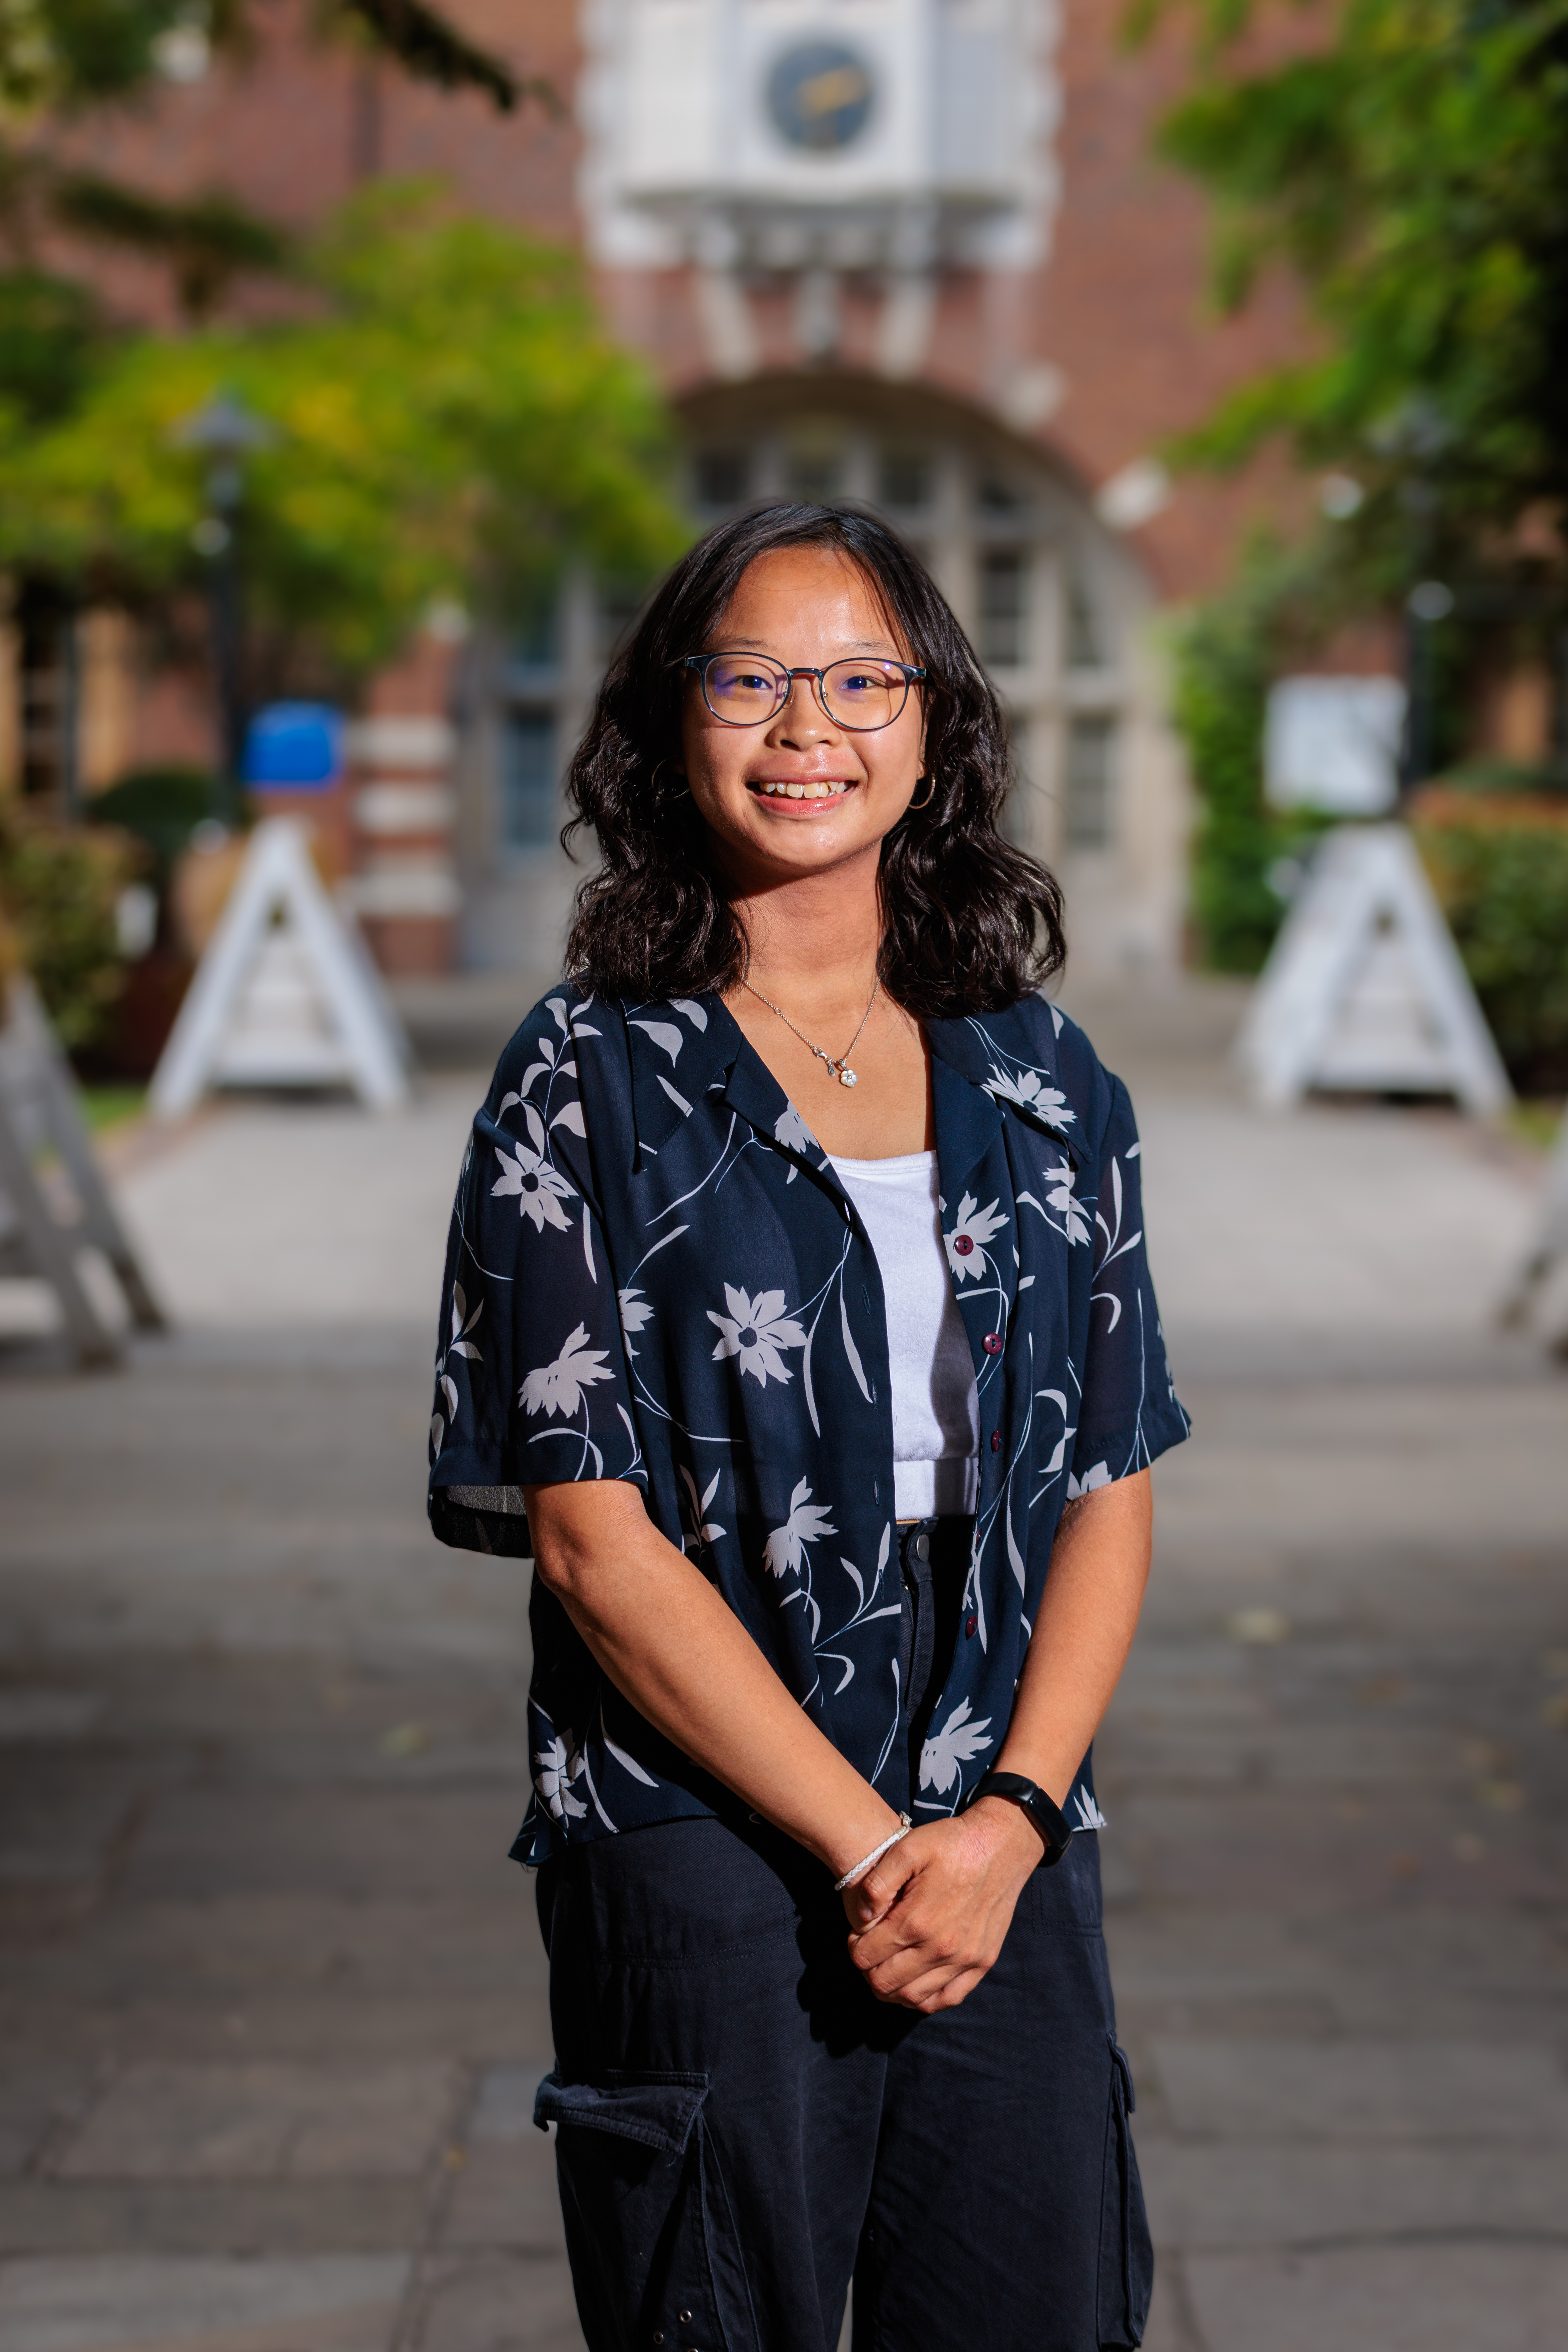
[241,702,343,792]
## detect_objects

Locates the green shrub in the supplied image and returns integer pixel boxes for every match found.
[0,803,135,1050]
[1170,546,1336,973]
[1417,820,1568,1093]
[89,765,218,886]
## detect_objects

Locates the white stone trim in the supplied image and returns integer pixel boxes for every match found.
[355,784,456,837]
[344,717,454,770]
[347,863,462,919]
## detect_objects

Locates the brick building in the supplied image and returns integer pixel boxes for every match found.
[6,0,1309,978]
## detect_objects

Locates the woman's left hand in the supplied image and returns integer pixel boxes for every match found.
[841,1797,1043,2013]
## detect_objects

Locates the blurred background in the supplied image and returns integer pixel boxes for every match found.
[1,3,1566,2348]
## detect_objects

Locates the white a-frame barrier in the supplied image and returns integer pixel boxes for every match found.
[0,977,166,1365]
[1500,1110,1568,1344]
[1236,824,1513,1116]
[150,819,410,1119]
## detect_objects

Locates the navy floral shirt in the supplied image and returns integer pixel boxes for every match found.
[428,985,1189,1865]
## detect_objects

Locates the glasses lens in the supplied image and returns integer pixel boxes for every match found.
[821,661,906,730]
[704,655,787,723]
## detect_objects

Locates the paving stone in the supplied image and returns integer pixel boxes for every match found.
[468,2066,552,2144]
[1183,2242,1568,2352]
[119,1790,523,1905]
[0,2252,408,2352]
[412,2253,583,2352]
[0,2180,421,2257]
[1150,2034,1568,2142]
[0,2065,94,2179]
[438,2146,562,2254]
[55,2063,456,2181]
[1138,2134,1568,2248]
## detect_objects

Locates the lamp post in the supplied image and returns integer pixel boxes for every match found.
[173,389,275,824]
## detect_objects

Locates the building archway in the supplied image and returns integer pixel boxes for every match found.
[459,374,1187,980]
[680,374,1188,976]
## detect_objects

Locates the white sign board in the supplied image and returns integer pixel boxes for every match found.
[150,819,410,1119]
[1237,824,1513,1117]
[1265,676,1405,816]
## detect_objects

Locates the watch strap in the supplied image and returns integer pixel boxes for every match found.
[964,1769,1074,1865]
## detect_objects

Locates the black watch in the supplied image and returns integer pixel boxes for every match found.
[964,1770,1074,1866]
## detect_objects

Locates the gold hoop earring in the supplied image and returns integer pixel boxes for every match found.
[907,774,936,811]
[650,757,690,802]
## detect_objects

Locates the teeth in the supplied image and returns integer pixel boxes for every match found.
[758,780,842,799]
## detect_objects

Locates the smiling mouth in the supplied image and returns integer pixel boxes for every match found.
[748,778,854,801]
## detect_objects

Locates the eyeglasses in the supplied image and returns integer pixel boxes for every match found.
[678,651,926,732]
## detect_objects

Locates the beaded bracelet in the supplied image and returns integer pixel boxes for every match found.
[834,1813,913,1892]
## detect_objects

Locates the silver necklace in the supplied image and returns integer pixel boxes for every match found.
[742,975,880,1088]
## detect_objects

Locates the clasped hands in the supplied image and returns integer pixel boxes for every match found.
[840,1796,1045,2015]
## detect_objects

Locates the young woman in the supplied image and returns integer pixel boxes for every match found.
[429,504,1188,2352]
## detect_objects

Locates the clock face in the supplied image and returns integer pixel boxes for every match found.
[766,41,876,153]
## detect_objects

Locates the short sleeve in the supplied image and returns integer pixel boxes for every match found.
[1069,1074,1189,1494]
[427,993,644,1556]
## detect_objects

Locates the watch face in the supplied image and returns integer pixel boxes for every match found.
[766,41,876,153]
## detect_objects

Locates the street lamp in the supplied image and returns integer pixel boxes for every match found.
[172,388,276,823]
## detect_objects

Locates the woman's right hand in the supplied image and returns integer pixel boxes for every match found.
[840,1796,1043,2014]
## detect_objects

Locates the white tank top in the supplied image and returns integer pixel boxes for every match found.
[828,1149,981,1519]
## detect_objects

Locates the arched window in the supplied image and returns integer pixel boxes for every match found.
[459,380,1185,979]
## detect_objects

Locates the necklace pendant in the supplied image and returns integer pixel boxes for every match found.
[839,1067,857,1088]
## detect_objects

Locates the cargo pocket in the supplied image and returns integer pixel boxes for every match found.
[535,2069,759,2352]
[1095,2041,1153,2348]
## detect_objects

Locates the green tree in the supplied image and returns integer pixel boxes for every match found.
[1142,0,1568,556]
[0,181,685,680]
[0,0,550,409]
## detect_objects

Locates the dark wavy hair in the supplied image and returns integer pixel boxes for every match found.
[562,503,1066,1015]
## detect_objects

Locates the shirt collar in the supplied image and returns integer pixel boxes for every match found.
[927,1004,1086,1169]
[623,992,1083,1176]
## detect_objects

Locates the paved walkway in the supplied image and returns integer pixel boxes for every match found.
[1,978,1565,2352]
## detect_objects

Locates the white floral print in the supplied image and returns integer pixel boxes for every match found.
[773,1101,815,1183]
[521,1323,615,1418]
[943,1193,1009,1279]
[492,1139,575,1234]
[763,1478,837,1578]
[430,1281,483,1459]
[1067,1460,1111,1499]
[1042,1159,1091,1247]
[618,1286,654,1356]
[919,1699,993,1795]
[678,1464,726,1555]
[984,1063,1076,1130]
[708,1284,808,1387]
[1073,1785,1108,1831]
[535,1733,588,1822]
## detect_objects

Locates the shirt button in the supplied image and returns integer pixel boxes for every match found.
[952,1233,974,1256]
[983,1332,1003,1354]
[990,1431,1001,1452]
[965,1614,977,1638]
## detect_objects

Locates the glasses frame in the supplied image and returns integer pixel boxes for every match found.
[676,651,927,733]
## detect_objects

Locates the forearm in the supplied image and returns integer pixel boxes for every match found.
[525,1478,902,1879]
[993,1468,1152,1806]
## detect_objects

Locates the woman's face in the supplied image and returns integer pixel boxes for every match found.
[679,546,926,891]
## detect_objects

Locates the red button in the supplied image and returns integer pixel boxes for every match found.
[965,1614,978,1638]
[952,1233,974,1256]
[990,1431,1002,1452]
[983,1332,1003,1354]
